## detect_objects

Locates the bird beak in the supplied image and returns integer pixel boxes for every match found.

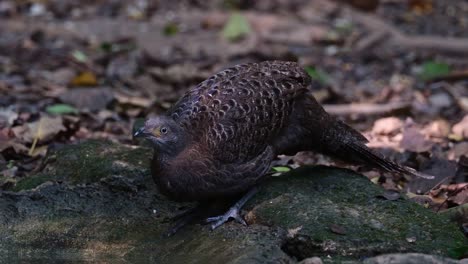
[134,127,147,138]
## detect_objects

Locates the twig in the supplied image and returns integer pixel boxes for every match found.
[344,8,468,56]
[324,101,411,115]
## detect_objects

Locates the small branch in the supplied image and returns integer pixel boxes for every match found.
[345,8,468,56]
[324,102,411,115]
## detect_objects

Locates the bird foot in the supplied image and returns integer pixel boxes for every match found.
[205,206,247,230]
[205,187,258,230]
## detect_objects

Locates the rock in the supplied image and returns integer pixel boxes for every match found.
[0,140,466,263]
[299,257,323,264]
[363,253,459,264]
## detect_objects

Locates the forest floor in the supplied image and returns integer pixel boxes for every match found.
[0,0,467,234]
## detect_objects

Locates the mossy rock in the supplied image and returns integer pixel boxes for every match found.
[247,167,467,261]
[0,140,465,263]
[13,140,152,191]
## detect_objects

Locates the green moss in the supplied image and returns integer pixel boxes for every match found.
[48,140,151,184]
[13,173,53,191]
[249,166,467,260]
[4,143,465,262]
[15,140,152,191]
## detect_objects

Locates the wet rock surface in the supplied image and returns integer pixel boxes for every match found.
[0,140,465,263]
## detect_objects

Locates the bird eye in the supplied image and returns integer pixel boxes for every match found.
[160,127,168,134]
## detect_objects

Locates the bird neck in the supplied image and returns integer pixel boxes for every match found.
[152,151,167,173]
[152,137,187,166]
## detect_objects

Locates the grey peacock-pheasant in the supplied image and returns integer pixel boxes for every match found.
[134,61,432,234]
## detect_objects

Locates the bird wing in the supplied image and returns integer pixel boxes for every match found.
[165,145,275,201]
[168,61,312,163]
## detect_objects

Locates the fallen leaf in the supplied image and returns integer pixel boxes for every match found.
[424,119,451,138]
[12,116,66,143]
[29,145,48,157]
[428,92,452,109]
[372,117,403,135]
[409,0,433,14]
[271,166,291,173]
[222,12,251,41]
[377,190,401,201]
[47,68,76,86]
[448,142,468,160]
[0,108,18,128]
[329,224,346,235]
[71,50,88,63]
[458,97,468,112]
[114,93,152,108]
[46,104,78,115]
[287,226,303,238]
[454,156,468,183]
[419,61,450,81]
[1,166,17,177]
[450,189,468,205]
[452,115,468,139]
[59,87,114,112]
[71,71,98,86]
[304,66,330,85]
[163,22,179,36]
[0,128,28,153]
[407,157,457,194]
[400,127,433,152]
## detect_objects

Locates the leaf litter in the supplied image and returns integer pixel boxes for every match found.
[0,0,467,228]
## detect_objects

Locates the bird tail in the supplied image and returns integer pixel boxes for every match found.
[301,95,433,179]
[342,140,434,179]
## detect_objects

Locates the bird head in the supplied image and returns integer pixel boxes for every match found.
[134,116,186,156]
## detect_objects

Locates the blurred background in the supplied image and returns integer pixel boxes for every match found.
[0,0,467,215]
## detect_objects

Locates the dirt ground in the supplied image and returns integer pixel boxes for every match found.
[0,0,467,235]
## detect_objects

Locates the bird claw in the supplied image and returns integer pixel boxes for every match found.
[206,207,247,230]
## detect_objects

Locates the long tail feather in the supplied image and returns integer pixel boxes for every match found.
[345,141,434,179]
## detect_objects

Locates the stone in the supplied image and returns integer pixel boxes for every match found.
[0,140,465,263]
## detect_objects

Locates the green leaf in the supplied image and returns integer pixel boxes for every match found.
[71,50,88,63]
[222,12,251,42]
[46,104,78,115]
[272,166,291,173]
[304,66,330,85]
[420,61,451,80]
[163,22,179,36]
[100,42,113,52]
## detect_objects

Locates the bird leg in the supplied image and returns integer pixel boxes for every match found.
[164,205,206,237]
[205,187,258,230]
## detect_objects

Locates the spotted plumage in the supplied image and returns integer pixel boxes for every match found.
[135,60,432,219]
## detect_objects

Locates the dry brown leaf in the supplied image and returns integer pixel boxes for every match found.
[29,145,48,157]
[287,226,303,238]
[450,189,468,205]
[59,87,114,112]
[329,224,347,235]
[448,142,468,160]
[372,117,403,135]
[114,93,153,108]
[400,127,433,152]
[452,115,468,139]
[458,97,468,112]
[0,108,18,129]
[12,116,66,143]
[409,0,433,14]
[71,71,98,86]
[0,128,28,153]
[424,119,451,138]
